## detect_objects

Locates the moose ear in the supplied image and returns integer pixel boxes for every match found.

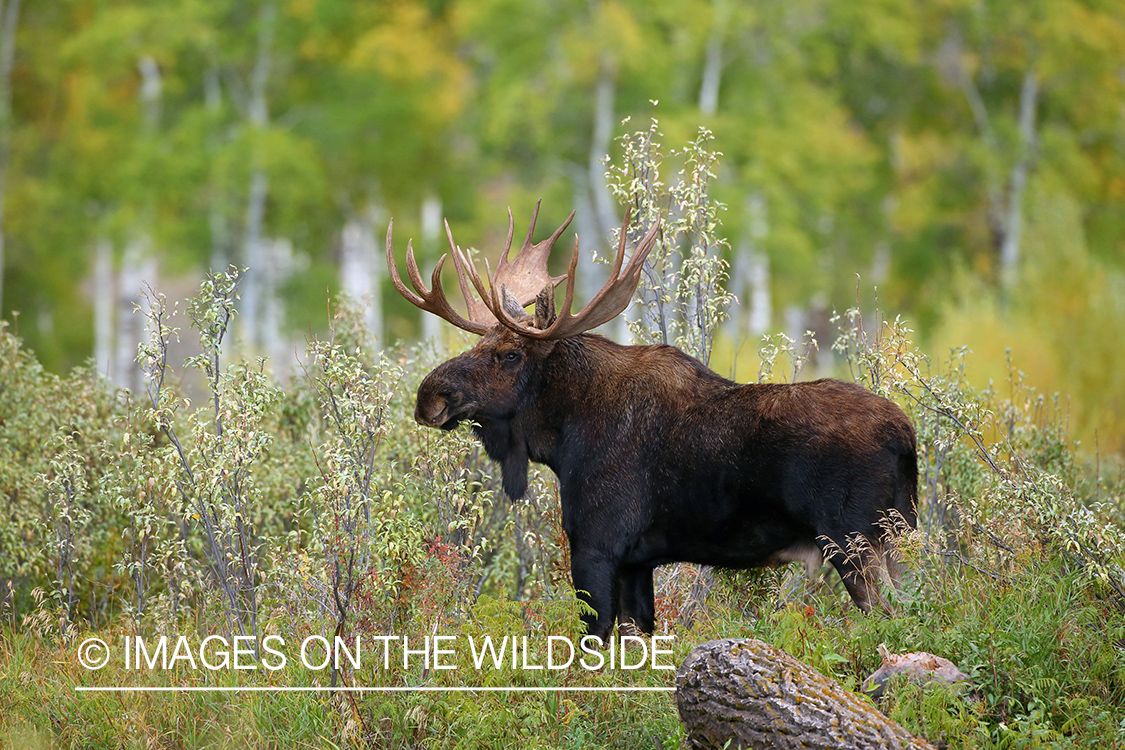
[500,285,530,321]
[534,285,557,330]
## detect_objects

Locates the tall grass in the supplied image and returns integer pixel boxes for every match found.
[2,192,1124,746]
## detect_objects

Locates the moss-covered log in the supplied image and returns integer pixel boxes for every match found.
[675,638,936,750]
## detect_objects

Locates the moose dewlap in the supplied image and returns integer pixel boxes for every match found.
[387,203,918,640]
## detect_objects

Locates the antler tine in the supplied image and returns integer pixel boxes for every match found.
[491,206,661,340]
[446,219,500,327]
[505,204,522,267]
[385,219,493,335]
[452,244,499,319]
[516,200,541,263]
[486,202,571,308]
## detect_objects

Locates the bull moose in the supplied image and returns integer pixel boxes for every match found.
[386,204,917,640]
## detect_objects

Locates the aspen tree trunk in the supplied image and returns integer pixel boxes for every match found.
[589,51,618,243]
[998,70,1038,291]
[727,193,770,346]
[676,639,936,750]
[243,171,267,348]
[942,31,1039,294]
[570,173,602,308]
[339,206,384,342]
[419,193,444,343]
[587,45,631,343]
[0,0,19,319]
[260,237,293,371]
[115,237,156,391]
[241,2,276,350]
[113,55,161,391]
[93,237,113,378]
[698,0,728,117]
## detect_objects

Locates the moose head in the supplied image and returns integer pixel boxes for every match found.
[386,204,660,501]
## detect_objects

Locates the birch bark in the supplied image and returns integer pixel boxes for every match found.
[677,639,936,750]
[0,0,19,318]
[240,2,276,350]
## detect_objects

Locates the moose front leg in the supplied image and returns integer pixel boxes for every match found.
[570,546,618,642]
[615,564,655,635]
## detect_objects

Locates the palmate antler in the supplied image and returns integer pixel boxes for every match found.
[386,201,661,340]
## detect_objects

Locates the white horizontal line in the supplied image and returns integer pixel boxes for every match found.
[76,686,674,693]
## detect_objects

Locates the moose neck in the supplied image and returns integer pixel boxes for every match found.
[474,331,736,501]
[467,333,612,498]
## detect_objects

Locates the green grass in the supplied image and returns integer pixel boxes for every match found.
[3,292,1125,748]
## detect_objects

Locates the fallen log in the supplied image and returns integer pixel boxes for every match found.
[676,638,936,750]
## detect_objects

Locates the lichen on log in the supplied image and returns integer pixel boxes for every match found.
[675,638,936,750]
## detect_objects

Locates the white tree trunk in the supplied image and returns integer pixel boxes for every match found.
[239,2,276,350]
[941,31,1039,292]
[569,169,617,341]
[138,55,162,127]
[589,53,618,241]
[93,237,113,379]
[339,207,384,342]
[115,236,157,392]
[107,52,161,391]
[0,0,20,319]
[588,51,629,343]
[698,0,728,117]
[728,193,770,346]
[999,70,1039,291]
[746,251,770,337]
[260,237,299,372]
[420,193,444,344]
[242,169,267,348]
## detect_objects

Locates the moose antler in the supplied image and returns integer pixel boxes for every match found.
[474,205,661,340]
[386,202,571,334]
[386,202,660,340]
[385,221,494,335]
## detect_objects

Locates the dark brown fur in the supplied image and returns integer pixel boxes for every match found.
[416,326,917,639]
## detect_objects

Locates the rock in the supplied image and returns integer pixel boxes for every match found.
[860,644,970,700]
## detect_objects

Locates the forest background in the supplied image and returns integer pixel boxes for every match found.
[3,2,1125,748]
[1,0,1124,458]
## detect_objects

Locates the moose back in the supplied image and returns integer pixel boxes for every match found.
[387,204,917,640]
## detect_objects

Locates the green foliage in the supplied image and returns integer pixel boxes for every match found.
[138,267,282,642]
[287,301,412,644]
[4,186,1125,748]
[0,57,1120,737]
[7,0,1122,400]
[606,118,735,366]
[0,320,126,623]
[41,434,93,636]
[696,306,1125,749]
[931,185,1125,456]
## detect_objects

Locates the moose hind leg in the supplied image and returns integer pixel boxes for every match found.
[881,538,909,594]
[615,565,655,635]
[820,534,885,613]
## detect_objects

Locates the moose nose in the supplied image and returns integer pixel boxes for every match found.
[415,396,449,428]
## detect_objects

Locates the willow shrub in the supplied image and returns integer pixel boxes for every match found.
[701,308,1125,749]
[3,260,1124,747]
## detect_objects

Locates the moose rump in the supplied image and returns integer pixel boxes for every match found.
[390,203,918,641]
[496,338,915,640]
